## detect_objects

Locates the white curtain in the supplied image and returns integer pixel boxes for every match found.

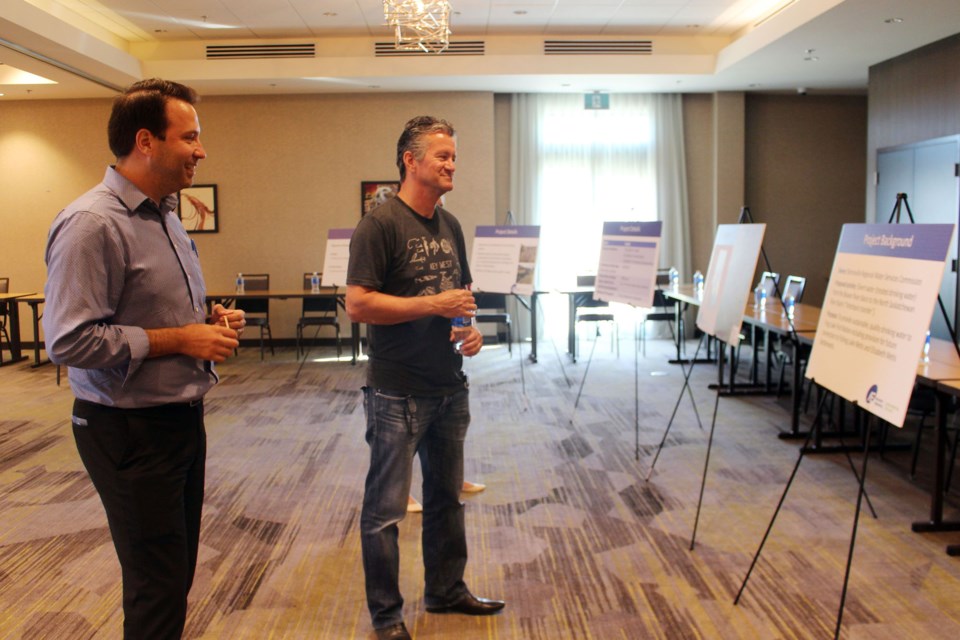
[510,93,690,284]
[509,93,691,340]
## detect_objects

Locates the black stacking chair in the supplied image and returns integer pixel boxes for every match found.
[297,273,341,359]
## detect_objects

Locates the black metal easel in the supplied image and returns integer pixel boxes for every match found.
[737,193,959,638]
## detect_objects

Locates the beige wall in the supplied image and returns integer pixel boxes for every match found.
[1,92,496,342]
[682,93,717,276]
[680,92,867,307]
[2,87,872,346]
[745,94,868,306]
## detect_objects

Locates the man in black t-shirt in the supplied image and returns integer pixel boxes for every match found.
[346,116,505,640]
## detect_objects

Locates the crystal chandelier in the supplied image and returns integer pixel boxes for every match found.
[383,0,452,54]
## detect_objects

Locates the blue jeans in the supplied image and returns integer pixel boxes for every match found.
[360,384,470,629]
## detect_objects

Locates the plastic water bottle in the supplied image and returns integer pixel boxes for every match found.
[754,284,763,309]
[310,271,320,293]
[784,295,795,320]
[451,315,476,354]
[236,272,245,294]
[693,270,703,292]
[668,266,679,289]
[759,288,767,310]
[922,330,931,363]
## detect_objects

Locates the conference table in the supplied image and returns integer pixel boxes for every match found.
[910,340,960,554]
[663,284,818,396]
[205,288,361,364]
[661,284,714,363]
[0,291,35,367]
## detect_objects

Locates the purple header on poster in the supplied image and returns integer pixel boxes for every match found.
[837,223,953,262]
[476,225,541,238]
[602,220,662,237]
[602,240,658,248]
[328,228,354,240]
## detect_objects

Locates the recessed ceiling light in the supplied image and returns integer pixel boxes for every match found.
[323,12,337,17]
[804,48,815,54]
[804,56,819,62]
[369,85,381,89]
[561,83,571,87]
[514,10,527,15]
[884,17,903,24]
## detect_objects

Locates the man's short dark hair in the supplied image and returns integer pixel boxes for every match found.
[108,78,199,158]
[396,116,456,182]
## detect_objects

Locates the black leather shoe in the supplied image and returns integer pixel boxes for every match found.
[375,622,411,640]
[426,591,505,616]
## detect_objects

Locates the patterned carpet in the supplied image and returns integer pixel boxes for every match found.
[1,333,959,639]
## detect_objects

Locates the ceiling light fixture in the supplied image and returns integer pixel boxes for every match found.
[383,1,452,54]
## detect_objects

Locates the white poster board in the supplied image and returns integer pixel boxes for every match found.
[805,223,955,427]
[594,221,662,307]
[696,224,766,346]
[320,228,353,287]
[469,225,540,295]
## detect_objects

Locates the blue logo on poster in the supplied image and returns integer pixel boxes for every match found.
[866,384,879,404]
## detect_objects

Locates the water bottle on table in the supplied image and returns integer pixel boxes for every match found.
[310,271,320,293]
[784,295,795,320]
[668,266,679,289]
[236,272,245,294]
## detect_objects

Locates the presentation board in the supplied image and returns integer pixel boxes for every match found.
[593,221,662,307]
[805,223,955,427]
[320,228,353,287]
[469,225,540,295]
[696,224,766,346]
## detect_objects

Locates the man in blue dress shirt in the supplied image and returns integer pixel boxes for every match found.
[43,78,245,639]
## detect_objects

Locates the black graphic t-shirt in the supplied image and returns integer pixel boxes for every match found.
[347,196,472,395]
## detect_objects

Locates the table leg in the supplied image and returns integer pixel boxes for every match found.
[912,389,960,533]
[1,299,28,366]
[529,292,538,363]
[28,300,50,368]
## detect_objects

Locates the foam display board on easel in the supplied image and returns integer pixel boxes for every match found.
[593,221,662,308]
[696,223,766,346]
[320,228,353,287]
[805,223,955,427]
[469,225,540,295]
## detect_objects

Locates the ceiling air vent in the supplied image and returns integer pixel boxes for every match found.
[544,40,652,55]
[374,40,485,57]
[206,43,315,59]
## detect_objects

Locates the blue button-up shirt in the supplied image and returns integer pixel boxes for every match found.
[43,167,216,408]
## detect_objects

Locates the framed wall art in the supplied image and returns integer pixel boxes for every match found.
[361,181,399,217]
[178,184,218,233]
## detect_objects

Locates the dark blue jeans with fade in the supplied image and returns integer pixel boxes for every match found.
[360,384,471,630]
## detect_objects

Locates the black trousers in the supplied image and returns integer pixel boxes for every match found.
[72,398,206,640]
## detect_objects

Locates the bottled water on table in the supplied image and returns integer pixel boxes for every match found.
[693,270,704,292]
[784,295,795,320]
[236,272,245,294]
[310,271,320,293]
[922,330,931,363]
[668,266,679,289]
